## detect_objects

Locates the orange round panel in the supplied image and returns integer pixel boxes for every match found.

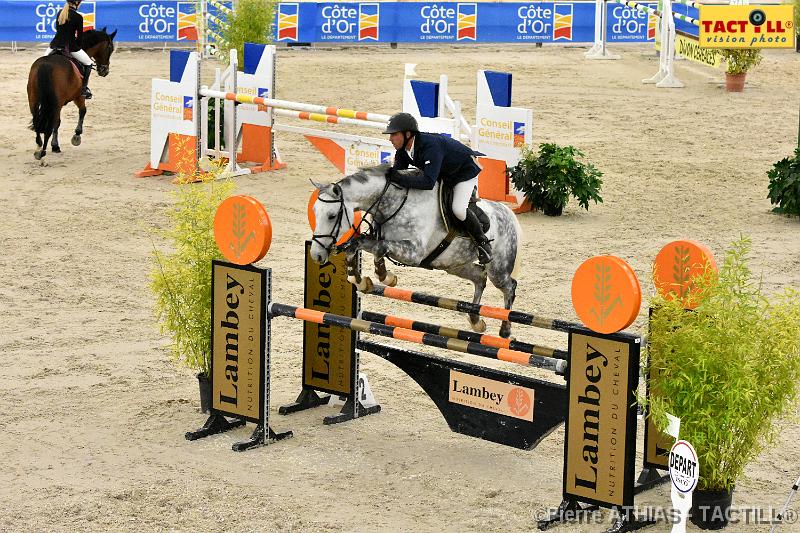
[214,195,272,265]
[307,189,362,246]
[571,255,642,334]
[653,240,717,309]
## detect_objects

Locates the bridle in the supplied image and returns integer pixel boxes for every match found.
[310,183,355,251]
[311,177,409,253]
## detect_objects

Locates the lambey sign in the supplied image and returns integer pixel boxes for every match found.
[564,332,639,508]
[211,261,265,423]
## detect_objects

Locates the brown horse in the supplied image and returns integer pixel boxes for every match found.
[27,28,116,160]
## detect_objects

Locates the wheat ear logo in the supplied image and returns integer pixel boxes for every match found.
[672,244,692,299]
[230,202,256,260]
[590,262,623,328]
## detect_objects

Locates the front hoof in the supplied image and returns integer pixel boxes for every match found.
[382,272,398,287]
[71,134,81,146]
[470,319,487,333]
[34,150,45,160]
[51,145,61,154]
[499,326,512,339]
[356,276,374,293]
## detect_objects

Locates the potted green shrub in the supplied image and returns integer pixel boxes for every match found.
[508,142,603,216]
[150,164,235,412]
[718,49,762,92]
[767,147,800,217]
[646,237,800,529]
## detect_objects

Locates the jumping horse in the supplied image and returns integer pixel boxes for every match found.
[27,27,116,160]
[310,164,523,338]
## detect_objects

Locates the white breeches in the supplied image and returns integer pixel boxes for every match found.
[44,48,92,66]
[451,177,478,221]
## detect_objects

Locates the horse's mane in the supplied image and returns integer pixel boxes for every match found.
[81,28,113,49]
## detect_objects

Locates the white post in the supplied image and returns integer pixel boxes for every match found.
[655,0,685,88]
[586,0,620,60]
[226,48,240,174]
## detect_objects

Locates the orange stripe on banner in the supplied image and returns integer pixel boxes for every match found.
[394,328,425,344]
[295,308,325,324]
[480,305,511,321]
[479,335,511,350]
[385,315,415,329]
[383,286,413,302]
[497,348,530,366]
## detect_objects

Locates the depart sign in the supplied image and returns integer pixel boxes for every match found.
[699,5,796,48]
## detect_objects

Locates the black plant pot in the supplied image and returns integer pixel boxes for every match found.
[690,487,734,530]
[542,204,564,217]
[198,373,212,414]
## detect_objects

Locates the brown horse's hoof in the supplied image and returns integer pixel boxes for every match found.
[34,150,44,160]
[51,146,61,154]
[71,135,81,146]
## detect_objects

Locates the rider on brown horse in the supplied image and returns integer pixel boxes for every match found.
[45,0,93,99]
[27,4,115,160]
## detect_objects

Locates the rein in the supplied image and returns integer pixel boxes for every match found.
[311,177,410,253]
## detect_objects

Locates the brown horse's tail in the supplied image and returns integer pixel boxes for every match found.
[29,61,57,135]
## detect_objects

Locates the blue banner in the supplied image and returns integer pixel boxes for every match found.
[275,2,657,44]
[0,1,655,44]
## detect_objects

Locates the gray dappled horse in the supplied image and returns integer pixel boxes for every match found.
[310,163,523,338]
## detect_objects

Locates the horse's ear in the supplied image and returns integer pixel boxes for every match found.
[309,179,324,189]
[101,26,106,32]
[109,29,117,40]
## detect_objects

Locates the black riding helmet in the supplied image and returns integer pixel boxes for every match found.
[383,112,419,135]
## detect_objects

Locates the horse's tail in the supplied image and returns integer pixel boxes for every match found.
[29,61,57,135]
[509,205,524,279]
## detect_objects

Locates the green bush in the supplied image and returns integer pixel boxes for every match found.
[220,0,277,64]
[150,167,235,377]
[647,237,800,491]
[718,48,762,75]
[768,147,800,217]
[509,143,603,216]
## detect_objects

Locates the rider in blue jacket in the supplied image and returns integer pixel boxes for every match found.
[384,112,492,264]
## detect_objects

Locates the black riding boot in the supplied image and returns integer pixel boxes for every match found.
[463,209,492,265]
[80,65,93,99]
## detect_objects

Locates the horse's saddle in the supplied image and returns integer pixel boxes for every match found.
[438,183,490,234]
[49,49,85,79]
[417,183,490,269]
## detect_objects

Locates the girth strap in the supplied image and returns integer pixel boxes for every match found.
[418,230,458,270]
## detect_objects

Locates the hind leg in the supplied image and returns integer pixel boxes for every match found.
[446,262,488,333]
[72,98,86,146]
[487,260,518,338]
[36,132,42,147]
[35,122,53,160]
[51,117,61,153]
